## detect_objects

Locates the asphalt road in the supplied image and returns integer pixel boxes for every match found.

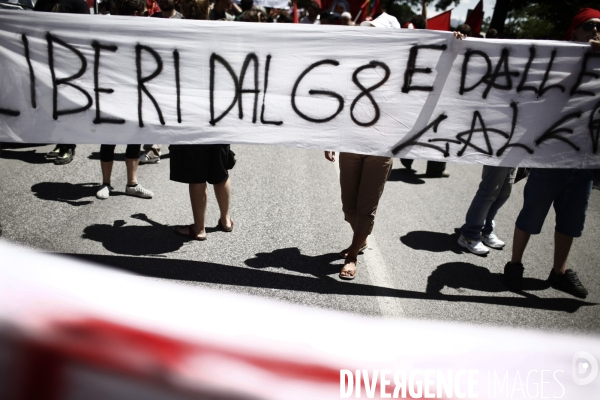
[1,143,599,335]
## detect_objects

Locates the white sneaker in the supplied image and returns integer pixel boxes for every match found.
[139,154,160,164]
[125,184,153,199]
[458,234,490,255]
[96,184,114,200]
[482,233,505,249]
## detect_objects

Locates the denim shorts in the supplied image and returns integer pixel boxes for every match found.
[516,168,593,237]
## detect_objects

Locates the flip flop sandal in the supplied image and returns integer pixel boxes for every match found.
[339,244,368,258]
[216,218,234,232]
[339,257,358,281]
[173,224,207,241]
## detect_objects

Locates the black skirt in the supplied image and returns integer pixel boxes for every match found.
[169,144,231,184]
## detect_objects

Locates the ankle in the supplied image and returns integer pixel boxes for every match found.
[345,255,357,264]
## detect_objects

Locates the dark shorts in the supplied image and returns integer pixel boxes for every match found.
[99,144,141,162]
[515,168,593,238]
[169,144,231,185]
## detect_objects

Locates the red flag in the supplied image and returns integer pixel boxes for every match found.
[293,0,299,23]
[465,0,483,36]
[370,0,379,18]
[355,0,369,24]
[427,9,452,31]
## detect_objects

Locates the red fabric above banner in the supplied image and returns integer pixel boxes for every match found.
[293,0,299,23]
[465,0,483,36]
[427,9,451,31]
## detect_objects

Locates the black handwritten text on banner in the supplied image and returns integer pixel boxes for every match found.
[0,11,599,168]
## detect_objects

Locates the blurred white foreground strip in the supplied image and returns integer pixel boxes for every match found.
[0,240,598,400]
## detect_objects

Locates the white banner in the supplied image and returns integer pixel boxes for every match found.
[233,0,290,9]
[1,11,600,168]
[2,240,600,399]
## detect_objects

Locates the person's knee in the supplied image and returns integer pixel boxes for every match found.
[495,188,512,204]
[555,225,583,239]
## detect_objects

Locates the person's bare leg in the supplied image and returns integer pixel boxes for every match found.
[341,233,368,257]
[213,178,232,229]
[340,232,369,279]
[100,161,113,185]
[511,226,531,263]
[340,217,369,257]
[125,157,139,185]
[553,230,573,274]
[178,183,207,239]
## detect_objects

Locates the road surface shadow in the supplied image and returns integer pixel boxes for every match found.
[31,182,146,206]
[81,213,219,256]
[426,262,550,294]
[387,168,426,185]
[62,250,596,313]
[1,149,51,164]
[401,230,472,255]
[31,182,101,206]
[1,143,49,149]
[245,247,341,278]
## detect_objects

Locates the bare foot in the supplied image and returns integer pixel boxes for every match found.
[174,224,207,241]
[217,216,234,232]
[339,257,357,280]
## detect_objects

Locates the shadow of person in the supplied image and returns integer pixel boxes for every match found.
[82,213,186,256]
[401,230,467,255]
[387,168,426,184]
[31,182,100,206]
[421,262,592,312]
[1,149,51,164]
[1,143,50,150]
[426,262,550,295]
[62,251,596,313]
[245,247,341,278]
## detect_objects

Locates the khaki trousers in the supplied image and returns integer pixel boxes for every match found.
[339,153,393,236]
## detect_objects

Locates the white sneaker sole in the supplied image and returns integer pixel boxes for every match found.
[96,188,112,200]
[139,157,160,164]
[126,192,153,199]
[458,237,489,255]
[483,241,505,249]
[125,188,153,199]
